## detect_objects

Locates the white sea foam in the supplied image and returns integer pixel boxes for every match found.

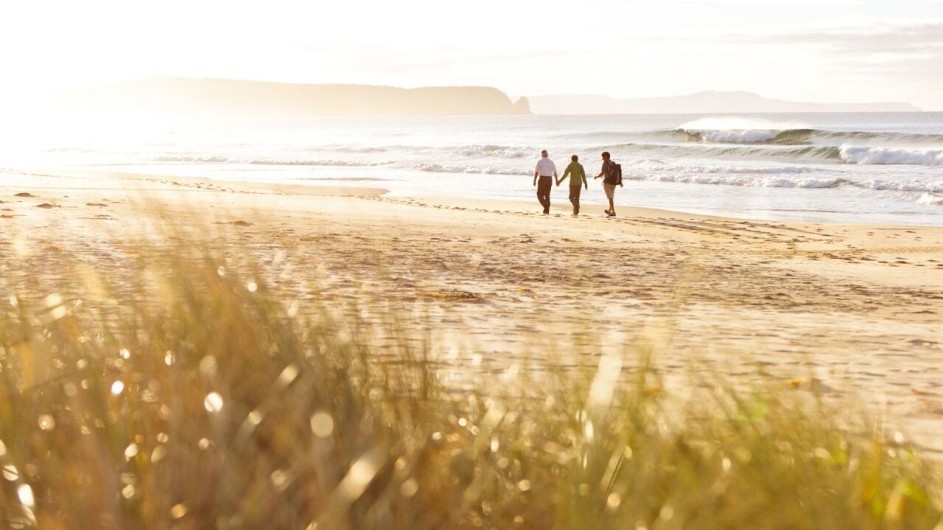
[456,145,531,158]
[154,155,231,163]
[626,166,943,193]
[410,163,523,176]
[858,179,943,193]
[916,193,943,206]
[628,160,817,175]
[839,146,943,166]
[152,156,390,168]
[631,170,844,189]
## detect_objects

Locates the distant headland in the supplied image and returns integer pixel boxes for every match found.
[53,80,921,117]
[528,90,921,114]
[57,78,532,117]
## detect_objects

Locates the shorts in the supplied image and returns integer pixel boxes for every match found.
[603,183,616,200]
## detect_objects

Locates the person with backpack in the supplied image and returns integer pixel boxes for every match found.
[593,151,622,217]
[556,154,588,216]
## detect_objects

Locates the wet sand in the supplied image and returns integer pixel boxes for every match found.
[3,169,942,455]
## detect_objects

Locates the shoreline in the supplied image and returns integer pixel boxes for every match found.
[10,166,937,228]
[7,161,942,227]
[4,168,943,456]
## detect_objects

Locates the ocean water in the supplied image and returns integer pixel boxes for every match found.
[5,112,942,225]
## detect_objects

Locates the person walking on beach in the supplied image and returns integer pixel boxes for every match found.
[556,154,588,216]
[533,150,557,214]
[594,151,622,217]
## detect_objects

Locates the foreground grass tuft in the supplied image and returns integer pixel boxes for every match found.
[0,232,940,529]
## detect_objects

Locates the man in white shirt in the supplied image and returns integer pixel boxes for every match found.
[533,150,557,214]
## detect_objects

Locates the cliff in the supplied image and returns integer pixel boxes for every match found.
[58,78,532,117]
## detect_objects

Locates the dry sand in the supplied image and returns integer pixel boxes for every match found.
[3,169,942,454]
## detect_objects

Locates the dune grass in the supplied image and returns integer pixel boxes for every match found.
[0,227,940,529]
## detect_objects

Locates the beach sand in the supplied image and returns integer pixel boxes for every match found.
[3,169,942,455]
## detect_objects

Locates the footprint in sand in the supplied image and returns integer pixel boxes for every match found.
[15,192,34,198]
[37,203,56,209]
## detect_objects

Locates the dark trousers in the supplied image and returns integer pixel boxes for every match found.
[536,176,553,213]
[568,186,582,214]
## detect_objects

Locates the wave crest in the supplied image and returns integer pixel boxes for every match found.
[680,128,812,145]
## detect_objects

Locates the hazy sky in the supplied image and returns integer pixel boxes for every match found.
[3,0,942,109]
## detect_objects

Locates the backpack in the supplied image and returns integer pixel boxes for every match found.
[608,161,622,186]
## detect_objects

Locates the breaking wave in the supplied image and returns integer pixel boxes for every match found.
[839,146,943,166]
[674,127,943,146]
[602,141,941,167]
[916,193,943,206]
[619,162,943,195]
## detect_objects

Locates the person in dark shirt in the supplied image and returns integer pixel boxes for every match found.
[593,151,620,217]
